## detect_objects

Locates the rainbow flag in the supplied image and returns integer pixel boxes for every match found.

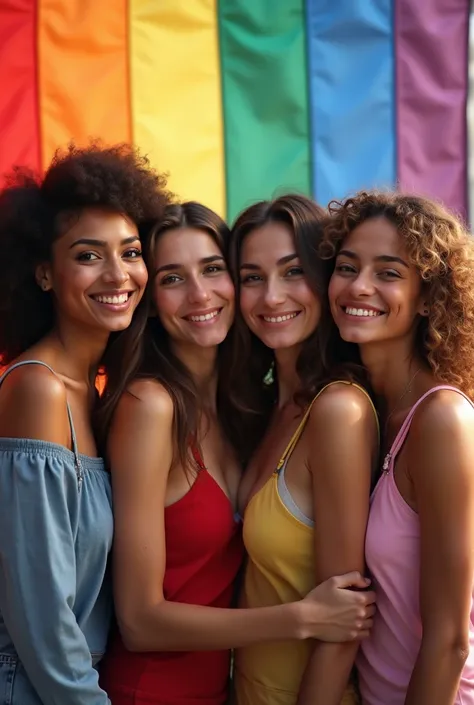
[0,1,471,223]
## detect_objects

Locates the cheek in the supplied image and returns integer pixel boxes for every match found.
[216,277,235,306]
[153,287,181,319]
[328,275,343,307]
[53,263,95,296]
[239,287,259,322]
[134,262,148,291]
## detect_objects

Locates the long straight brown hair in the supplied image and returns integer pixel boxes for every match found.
[220,194,365,465]
[96,202,233,471]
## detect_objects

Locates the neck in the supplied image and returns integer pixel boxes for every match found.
[360,337,426,411]
[274,346,301,408]
[42,321,108,386]
[172,342,219,410]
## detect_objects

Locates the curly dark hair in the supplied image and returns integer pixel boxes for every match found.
[222,194,364,464]
[323,190,474,398]
[0,141,171,363]
[97,201,233,469]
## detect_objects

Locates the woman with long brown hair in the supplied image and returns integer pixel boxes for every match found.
[228,194,379,705]
[325,191,474,705]
[97,201,376,705]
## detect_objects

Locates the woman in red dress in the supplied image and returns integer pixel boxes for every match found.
[98,202,376,705]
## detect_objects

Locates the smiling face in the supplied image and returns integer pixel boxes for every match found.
[152,227,235,350]
[39,207,148,334]
[239,221,321,351]
[328,216,426,348]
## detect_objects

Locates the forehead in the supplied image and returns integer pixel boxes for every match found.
[59,208,138,244]
[241,221,295,263]
[154,227,221,264]
[341,216,405,258]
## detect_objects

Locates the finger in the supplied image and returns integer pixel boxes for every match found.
[360,590,376,605]
[331,572,371,590]
[361,618,373,630]
[364,605,376,618]
[357,629,370,640]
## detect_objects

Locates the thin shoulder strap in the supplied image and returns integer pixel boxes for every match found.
[191,444,206,472]
[384,385,473,471]
[0,360,83,488]
[276,381,378,472]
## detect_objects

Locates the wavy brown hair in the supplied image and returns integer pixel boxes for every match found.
[222,194,364,464]
[97,202,233,470]
[323,190,474,399]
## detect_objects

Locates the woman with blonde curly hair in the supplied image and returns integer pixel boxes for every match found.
[325,191,474,705]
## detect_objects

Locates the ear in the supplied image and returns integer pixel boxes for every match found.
[35,263,53,292]
[417,299,429,317]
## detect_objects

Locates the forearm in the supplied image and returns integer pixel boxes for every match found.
[121,598,303,652]
[405,639,468,705]
[296,642,358,705]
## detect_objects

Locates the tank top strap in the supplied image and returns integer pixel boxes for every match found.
[0,360,83,488]
[384,385,473,472]
[276,380,378,472]
[190,443,206,472]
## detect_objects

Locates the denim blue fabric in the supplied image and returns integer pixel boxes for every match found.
[0,362,113,704]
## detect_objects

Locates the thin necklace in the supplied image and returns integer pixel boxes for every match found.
[382,368,421,472]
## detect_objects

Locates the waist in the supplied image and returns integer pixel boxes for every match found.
[101,636,230,701]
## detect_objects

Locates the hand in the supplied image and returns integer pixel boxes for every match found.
[298,572,376,642]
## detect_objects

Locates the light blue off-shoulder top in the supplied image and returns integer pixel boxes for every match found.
[0,361,113,704]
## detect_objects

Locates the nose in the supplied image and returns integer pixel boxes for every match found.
[348,269,375,297]
[103,256,129,286]
[187,276,211,304]
[263,276,286,307]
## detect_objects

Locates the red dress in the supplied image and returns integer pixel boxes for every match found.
[100,449,244,705]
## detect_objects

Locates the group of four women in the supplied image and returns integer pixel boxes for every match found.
[0,143,474,705]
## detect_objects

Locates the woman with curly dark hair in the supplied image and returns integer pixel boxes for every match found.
[0,143,169,705]
[325,191,474,704]
[229,195,379,705]
[96,201,377,705]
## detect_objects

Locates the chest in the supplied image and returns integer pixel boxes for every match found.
[238,409,312,518]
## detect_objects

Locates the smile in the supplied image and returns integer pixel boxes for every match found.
[185,308,221,322]
[92,292,131,305]
[344,307,384,317]
[262,312,300,323]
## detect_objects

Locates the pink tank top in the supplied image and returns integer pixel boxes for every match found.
[357,386,474,705]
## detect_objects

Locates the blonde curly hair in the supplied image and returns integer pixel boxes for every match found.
[323,191,474,399]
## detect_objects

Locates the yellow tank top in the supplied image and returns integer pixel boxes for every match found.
[234,381,378,705]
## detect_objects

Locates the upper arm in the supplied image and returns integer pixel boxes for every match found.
[308,385,376,583]
[0,365,70,446]
[108,379,174,630]
[409,394,474,644]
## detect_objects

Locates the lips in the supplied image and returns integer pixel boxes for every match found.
[91,292,132,305]
[260,311,301,323]
[183,308,222,322]
[342,304,385,318]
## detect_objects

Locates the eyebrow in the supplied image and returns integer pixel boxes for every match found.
[240,252,299,270]
[69,235,140,249]
[155,254,225,275]
[337,249,409,268]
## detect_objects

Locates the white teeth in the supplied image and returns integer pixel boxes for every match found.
[189,310,219,322]
[345,307,382,317]
[94,293,129,304]
[263,313,298,323]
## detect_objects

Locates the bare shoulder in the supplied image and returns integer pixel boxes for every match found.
[111,378,175,441]
[309,382,377,431]
[410,388,474,446]
[108,378,175,478]
[119,378,174,421]
[0,363,69,443]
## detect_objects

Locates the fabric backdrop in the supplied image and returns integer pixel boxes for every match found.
[0,0,471,224]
